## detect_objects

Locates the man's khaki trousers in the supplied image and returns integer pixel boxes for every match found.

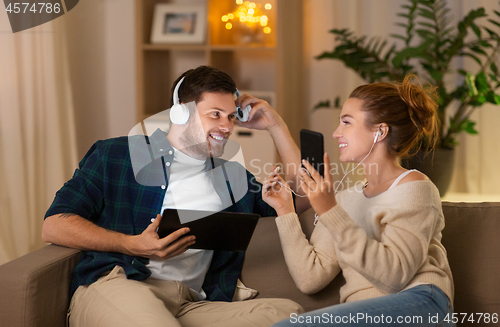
[68,266,304,327]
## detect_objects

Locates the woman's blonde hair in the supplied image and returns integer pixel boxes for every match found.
[349,74,439,158]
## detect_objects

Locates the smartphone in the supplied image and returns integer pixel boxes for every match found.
[300,129,325,178]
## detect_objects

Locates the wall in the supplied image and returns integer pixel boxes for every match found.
[63,0,136,159]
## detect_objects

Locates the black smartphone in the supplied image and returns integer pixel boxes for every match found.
[300,129,325,178]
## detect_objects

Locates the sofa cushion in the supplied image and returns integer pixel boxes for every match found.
[241,210,345,312]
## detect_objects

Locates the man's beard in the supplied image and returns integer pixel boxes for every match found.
[178,125,229,159]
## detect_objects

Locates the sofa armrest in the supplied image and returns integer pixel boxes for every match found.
[0,244,81,327]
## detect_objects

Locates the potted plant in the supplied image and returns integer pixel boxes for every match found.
[314,0,500,195]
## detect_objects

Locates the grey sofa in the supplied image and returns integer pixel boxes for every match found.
[1,202,499,327]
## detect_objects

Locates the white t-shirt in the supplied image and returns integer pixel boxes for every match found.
[147,147,223,300]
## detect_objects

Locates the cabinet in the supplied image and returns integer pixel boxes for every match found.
[135,0,305,181]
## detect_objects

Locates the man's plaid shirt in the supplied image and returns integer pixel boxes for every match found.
[45,129,276,301]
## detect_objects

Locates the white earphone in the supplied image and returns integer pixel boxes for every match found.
[334,129,383,194]
[169,77,252,125]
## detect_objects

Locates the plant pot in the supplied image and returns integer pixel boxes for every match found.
[401,148,455,197]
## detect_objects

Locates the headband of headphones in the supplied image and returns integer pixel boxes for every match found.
[169,77,251,125]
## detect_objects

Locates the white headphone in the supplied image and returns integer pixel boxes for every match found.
[234,89,251,122]
[374,130,382,143]
[169,77,252,125]
[169,77,190,125]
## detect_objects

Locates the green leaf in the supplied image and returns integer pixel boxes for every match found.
[470,94,487,106]
[416,29,435,39]
[471,23,481,38]
[460,120,479,135]
[469,46,487,56]
[419,8,435,20]
[491,62,499,75]
[486,91,500,104]
[418,22,435,29]
[460,52,482,66]
[313,100,331,110]
[484,27,499,38]
[475,72,489,93]
[390,34,407,42]
[488,19,500,28]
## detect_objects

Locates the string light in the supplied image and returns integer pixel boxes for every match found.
[220,0,274,40]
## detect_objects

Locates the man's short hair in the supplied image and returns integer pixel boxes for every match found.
[170,66,237,106]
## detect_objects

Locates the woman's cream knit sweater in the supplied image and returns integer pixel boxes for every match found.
[275,180,454,304]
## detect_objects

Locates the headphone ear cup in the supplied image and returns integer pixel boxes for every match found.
[236,104,251,122]
[170,103,190,125]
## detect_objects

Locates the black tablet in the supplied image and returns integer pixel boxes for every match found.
[158,209,260,252]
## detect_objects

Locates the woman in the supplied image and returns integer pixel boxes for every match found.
[263,75,455,327]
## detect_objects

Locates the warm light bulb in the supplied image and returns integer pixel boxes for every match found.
[240,16,246,22]
[260,20,267,26]
[265,3,272,10]
[228,13,234,19]
[221,15,229,22]
[236,0,243,4]
[263,27,271,34]
[248,8,254,15]
[249,2,256,9]
[225,22,233,29]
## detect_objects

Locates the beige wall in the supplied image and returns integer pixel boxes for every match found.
[63,0,136,159]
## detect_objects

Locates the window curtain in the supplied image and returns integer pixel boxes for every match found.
[0,12,78,264]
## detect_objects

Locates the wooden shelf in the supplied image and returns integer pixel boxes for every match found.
[142,44,207,51]
[142,43,276,51]
[135,0,306,142]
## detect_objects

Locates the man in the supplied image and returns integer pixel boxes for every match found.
[43,66,307,327]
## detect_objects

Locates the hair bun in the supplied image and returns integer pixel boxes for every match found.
[399,74,438,136]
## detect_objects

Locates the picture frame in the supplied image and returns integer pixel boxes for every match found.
[150,4,207,44]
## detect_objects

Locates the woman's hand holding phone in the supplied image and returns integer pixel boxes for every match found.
[299,153,337,216]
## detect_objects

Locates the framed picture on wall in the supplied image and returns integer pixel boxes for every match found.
[150,4,207,44]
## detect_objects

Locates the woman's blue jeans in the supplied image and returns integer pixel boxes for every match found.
[273,285,455,326]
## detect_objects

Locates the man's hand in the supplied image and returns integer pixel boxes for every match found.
[128,214,196,260]
[262,166,295,216]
